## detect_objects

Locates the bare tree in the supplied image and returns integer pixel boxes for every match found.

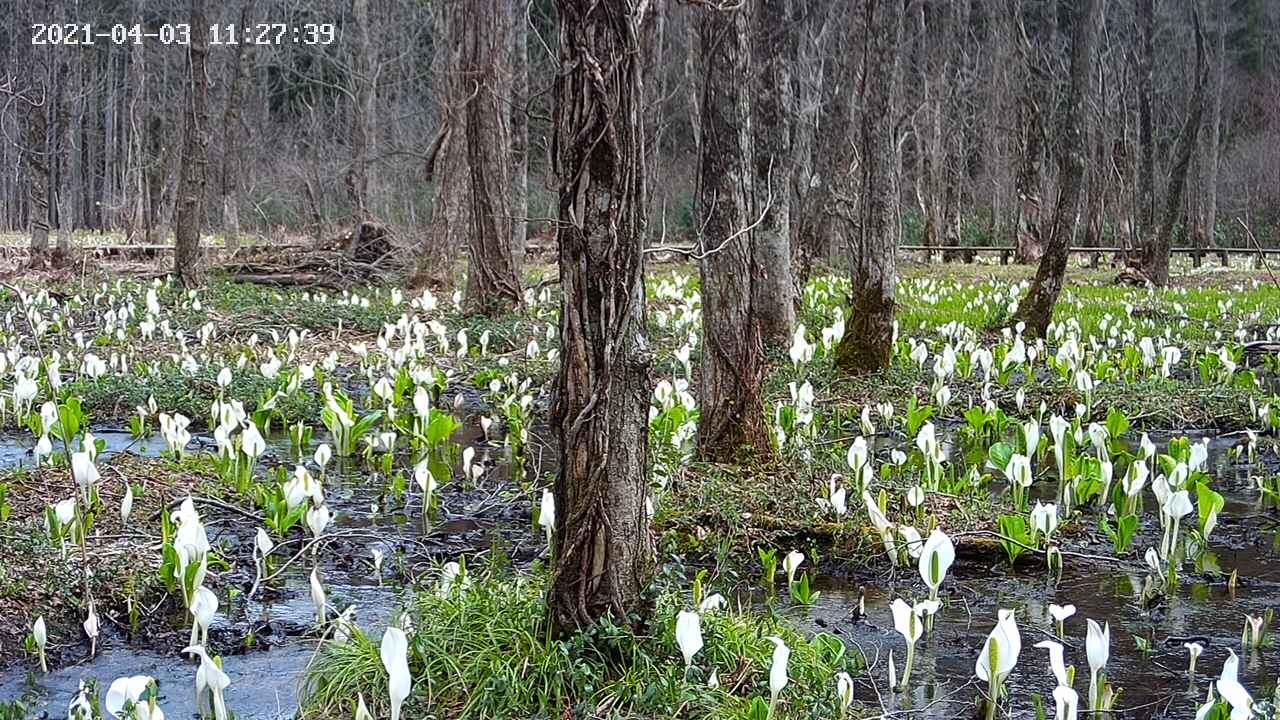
[1134,7,1206,285]
[695,2,771,461]
[221,0,253,254]
[347,0,375,220]
[1013,0,1102,336]
[1201,2,1228,257]
[750,0,796,347]
[174,0,210,286]
[462,0,522,315]
[548,0,653,632]
[833,0,901,373]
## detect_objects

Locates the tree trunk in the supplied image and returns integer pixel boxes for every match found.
[1013,0,1101,337]
[1012,0,1046,264]
[26,93,51,255]
[462,0,521,315]
[174,0,209,287]
[221,1,251,255]
[54,57,74,261]
[1137,8,1206,286]
[1136,0,1155,238]
[834,0,901,374]
[145,114,164,245]
[347,0,375,221]
[510,0,529,271]
[750,0,796,347]
[696,3,771,461]
[408,1,469,290]
[548,0,654,633]
[1202,4,1227,255]
[789,2,829,297]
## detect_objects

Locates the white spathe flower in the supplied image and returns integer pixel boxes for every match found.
[314,443,332,471]
[183,645,230,720]
[1217,650,1253,719]
[766,636,790,701]
[381,626,412,720]
[783,550,805,586]
[310,568,326,625]
[105,675,156,719]
[71,451,100,492]
[1086,619,1110,708]
[675,610,703,668]
[538,489,555,542]
[1034,639,1069,687]
[1031,501,1059,538]
[1049,604,1076,623]
[306,504,332,539]
[33,616,47,672]
[120,484,134,527]
[836,671,854,709]
[918,528,954,595]
[975,609,1020,683]
[189,585,218,647]
[1052,684,1079,720]
[890,598,924,644]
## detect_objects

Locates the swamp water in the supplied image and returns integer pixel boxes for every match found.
[0,426,1276,719]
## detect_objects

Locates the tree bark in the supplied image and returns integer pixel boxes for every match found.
[54,56,74,260]
[462,0,522,315]
[1012,0,1046,264]
[1137,8,1206,286]
[25,89,51,255]
[1136,0,1155,239]
[174,0,209,286]
[510,0,530,271]
[347,0,375,221]
[834,0,901,374]
[1013,0,1101,337]
[1202,3,1227,256]
[750,0,796,347]
[696,2,772,461]
[549,0,654,633]
[221,0,252,255]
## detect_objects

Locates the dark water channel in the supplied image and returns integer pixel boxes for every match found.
[0,422,1276,718]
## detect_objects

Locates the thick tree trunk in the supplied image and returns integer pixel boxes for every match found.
[462,0,521,315]
[174,0,209,286]
[696,3,771,461]
[1013,0,1100,337]
[750,0,796,347]
[834,0,901,374]
[1137,9,1206,286]
[548,0,653,633]
[221,1,252,255]
[510,0,529,271]
[789,3,829,297]
[25,93,51,255]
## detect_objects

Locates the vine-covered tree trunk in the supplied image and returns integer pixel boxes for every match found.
[750,0,796,347]
[834,0,901,374]
[221,0,251,255]
[1137,9,1206,286]
[549,0,653,633]
[462,0,521,315]
[174,0,209,287]
[1014,0,1100,336]
[696,3,771,461]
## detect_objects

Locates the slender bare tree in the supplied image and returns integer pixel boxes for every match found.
[174,0,209,286]
[1013,0,1102,336]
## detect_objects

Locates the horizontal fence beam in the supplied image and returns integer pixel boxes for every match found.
[899,245,1280,255]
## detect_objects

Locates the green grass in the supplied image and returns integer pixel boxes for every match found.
[302,566,863,720]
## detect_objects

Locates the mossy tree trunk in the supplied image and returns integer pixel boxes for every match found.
[833,0,901,374]
[174,0,209,287]
[695,2,772,461]
[548,0,654,633]
[1013,0,1100,336]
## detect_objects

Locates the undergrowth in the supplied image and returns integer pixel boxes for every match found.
[301,566,864,720]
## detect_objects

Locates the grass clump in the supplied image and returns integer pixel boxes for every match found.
[302,566,863,720]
